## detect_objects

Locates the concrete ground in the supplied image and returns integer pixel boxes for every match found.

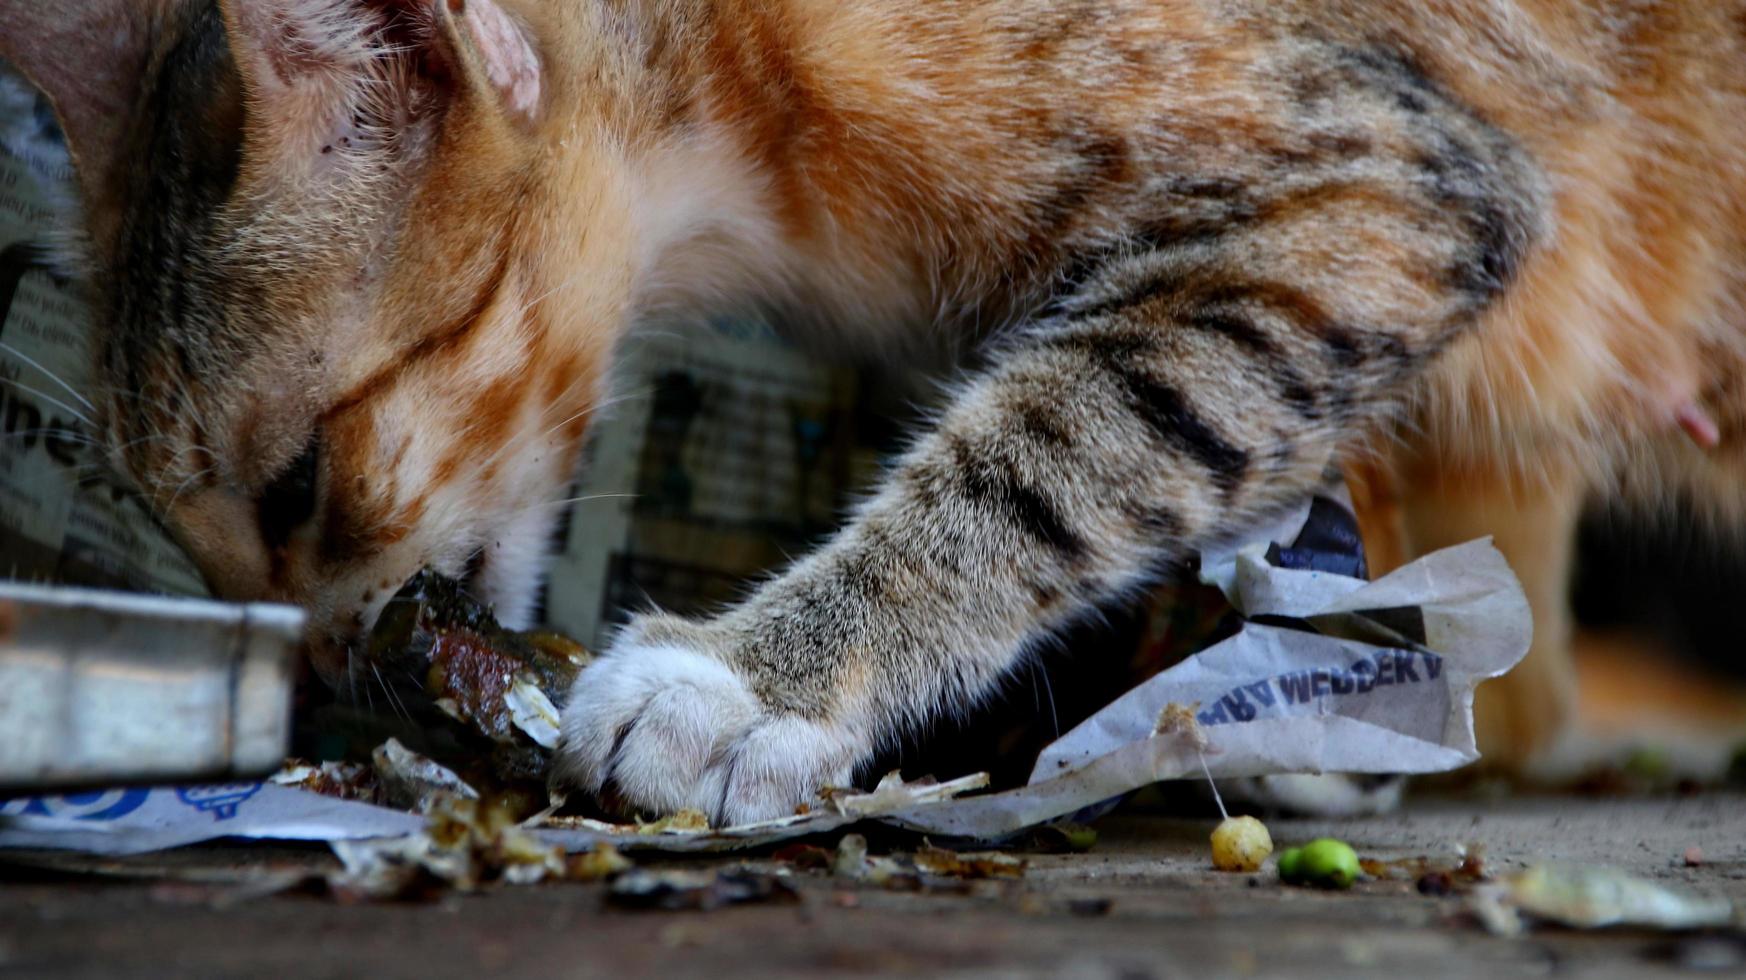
[2,791,1743,979]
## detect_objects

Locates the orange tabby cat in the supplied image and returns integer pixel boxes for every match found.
[2,0,1743,822]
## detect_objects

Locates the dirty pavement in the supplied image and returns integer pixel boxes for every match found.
[4,790,1744,979]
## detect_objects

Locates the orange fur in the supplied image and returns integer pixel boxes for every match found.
[4,0,1745,779]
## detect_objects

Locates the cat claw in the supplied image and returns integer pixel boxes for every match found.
[554,641,863,826]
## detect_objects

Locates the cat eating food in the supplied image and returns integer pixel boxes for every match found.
[3,0,1745,824]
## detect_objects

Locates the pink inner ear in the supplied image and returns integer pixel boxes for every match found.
[461,0,542,121]
[229,0,377,93]
[0,4,153,194]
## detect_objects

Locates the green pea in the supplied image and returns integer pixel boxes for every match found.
[1276,846,1305,882]
[1297,838,1360,889]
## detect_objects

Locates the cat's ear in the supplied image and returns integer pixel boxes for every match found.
[439,0,543,126]
[218,0,541,161]
[0,2,157,204]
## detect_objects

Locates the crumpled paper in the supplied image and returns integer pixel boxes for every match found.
[0,487,1531,855]
[878,536,1528,840]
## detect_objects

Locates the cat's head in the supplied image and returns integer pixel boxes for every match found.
[3,0,631,680]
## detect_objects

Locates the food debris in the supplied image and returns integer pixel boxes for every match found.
[1684,846,1705,868]
[819,770,992,812]
[361,571,593,783]
[833,833,904,885]
[1470,864,1736,936]
[1417,872,1454,897]
[826,834,1021,890]
[911,843,1027,880]
[1210,815,1273,872]
[771,843,835,871]
[1154,702,1211,750]
[270,760,380,804]
[607,868,799,911]
[328,794,629,901]
[567,845,637,881]
[503,677,563,749]
[1360,842,1487,888]
[1279,838,1361,890]
[371,738,479,813]
[636,809,712,835]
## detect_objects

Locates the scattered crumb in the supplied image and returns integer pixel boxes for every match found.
[1210,815,1273,872]
[635,809,712,835]
[1154,702,1210,751]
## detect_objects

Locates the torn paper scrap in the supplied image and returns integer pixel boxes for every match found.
[0,784,424,855]
[1032,541,1527,777]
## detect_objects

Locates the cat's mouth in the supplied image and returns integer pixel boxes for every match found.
[304,562,518,692]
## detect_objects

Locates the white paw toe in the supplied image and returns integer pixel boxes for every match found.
[714,716,859,827]
[556,639,866,825]
[555,643,757,799]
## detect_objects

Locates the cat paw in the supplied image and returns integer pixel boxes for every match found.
[1224,774,1406,817]
[554,631,865,826]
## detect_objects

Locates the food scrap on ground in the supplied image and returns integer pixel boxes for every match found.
[607,869,799,911]
[1359,843,1487,888]
[1278,838,1361,890]
[1469,864,1737,936]
[911,843,1027,880]
[825,833,1026,892]
[274,572,600,832]
[635,810,713,835]
[1210,815,1273,872]
[268,760,381,804]
[328,795,630,902]
[370,739,480,814]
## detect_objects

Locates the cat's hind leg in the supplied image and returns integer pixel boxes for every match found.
[1385,456,1586,769]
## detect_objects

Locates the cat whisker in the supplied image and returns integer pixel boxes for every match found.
[87,384,185,423]
[0,377,93,426]
[0,428,97,445]
[371,660,411,724]
[511,269,588,318]
[112,433,176,458]
[0,342,95,412]
[470,384,647,474]
[156,464,217,516]
[1035,659,1060,740]
[501,492,638,522]
[150,437,218,488]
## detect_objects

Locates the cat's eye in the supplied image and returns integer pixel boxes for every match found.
[257,437,321,550]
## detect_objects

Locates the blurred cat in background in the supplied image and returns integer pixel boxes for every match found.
[3,0,1745,824]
